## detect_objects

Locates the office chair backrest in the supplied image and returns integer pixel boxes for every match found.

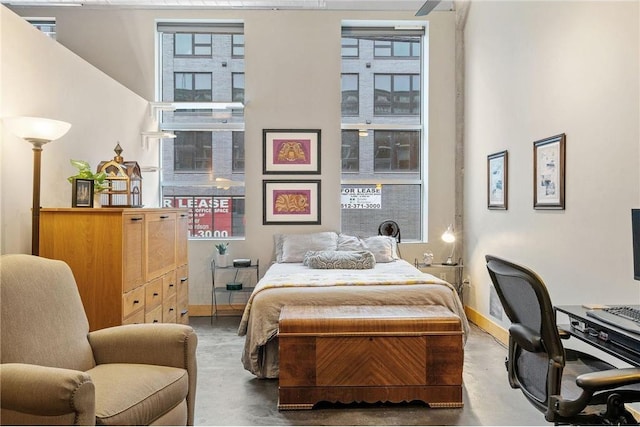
[485,255,566,415]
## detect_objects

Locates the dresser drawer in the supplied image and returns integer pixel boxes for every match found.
[163,270,177,298]
[163,293,177,323]
[122,308,145,325]
[145,277,163,312]
[122,286,145,319]
[145,304,163,324]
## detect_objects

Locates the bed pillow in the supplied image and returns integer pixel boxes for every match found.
[336,233,367,251]
[362,236,399,263]
[275,232,339,263]
[304,250,376,270]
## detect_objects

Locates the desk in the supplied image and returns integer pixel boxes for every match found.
[555,305,640,367]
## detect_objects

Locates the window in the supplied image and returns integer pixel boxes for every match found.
[341,74,359,116]
[174,131,212,172]
[340,24,425,241]
[174,72,212,102]
[174,33,212,56]
[341,37,359,57]
[28,19,56,39]
[158,22,245,239]
[374,74,420,115]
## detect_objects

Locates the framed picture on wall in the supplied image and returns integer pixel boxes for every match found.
[487,150,508,210]
[72,178,94,208]
[263,180,321,225]
[263,129,321,174]
[534,133,566,210]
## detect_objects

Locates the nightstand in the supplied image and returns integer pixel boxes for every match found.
[415,260,464,304]
[211,258,259,320]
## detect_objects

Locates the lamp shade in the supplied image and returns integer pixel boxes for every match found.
[3,116,71,143]
[441,224,456,243]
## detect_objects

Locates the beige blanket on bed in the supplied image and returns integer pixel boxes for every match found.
[238,260,470,379]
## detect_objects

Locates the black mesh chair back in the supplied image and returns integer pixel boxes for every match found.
[378,220,401,243]
[485,255,640,425]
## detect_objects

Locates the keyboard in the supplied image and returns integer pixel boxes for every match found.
[586,305,640,335]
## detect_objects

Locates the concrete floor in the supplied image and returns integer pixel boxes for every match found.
[189,316,547,426]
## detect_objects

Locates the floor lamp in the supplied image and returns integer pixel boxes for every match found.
[3,116,72,256]
[441,224,457,265]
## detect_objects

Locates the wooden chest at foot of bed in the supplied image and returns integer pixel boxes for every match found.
[277,305,464,410]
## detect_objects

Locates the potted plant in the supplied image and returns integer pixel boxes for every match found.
[215,242,230,267]
[68,159,108,192]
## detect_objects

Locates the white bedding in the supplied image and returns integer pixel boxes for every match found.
[237,259,469,379]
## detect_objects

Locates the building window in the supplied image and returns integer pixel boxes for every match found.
[374,74,420,115]
[174,72,212,102]
[341,24,425,241]
[374,40,420,58]
[232,34,245,57]
[174,33,212,56]
[341,37,359,57]
[341,130,359,172]
[158,21,245,239]
[28,19,56,39]
[174,131,212,172]
[341,74,359,116]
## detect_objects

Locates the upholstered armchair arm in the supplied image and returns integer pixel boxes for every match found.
[0,363,96,425]
[88,323,197,369]
[88,323,198,426]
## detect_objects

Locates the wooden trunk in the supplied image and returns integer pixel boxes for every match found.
[278,305,464,410]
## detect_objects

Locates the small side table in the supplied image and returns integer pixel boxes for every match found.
[211,258,259,320]
[415,260,464,304]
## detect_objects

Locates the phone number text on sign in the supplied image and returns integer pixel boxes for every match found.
[341,187,382,209]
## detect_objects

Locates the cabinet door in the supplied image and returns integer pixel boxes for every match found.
[123,213,145,293]
[146,212,177,280]
[176,211,189,267]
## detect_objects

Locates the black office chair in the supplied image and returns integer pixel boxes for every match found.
[378,220,401,243]
[485,255,640,425]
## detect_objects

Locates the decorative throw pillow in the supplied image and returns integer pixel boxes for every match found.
[304,250,376,269]
[336,233,367,251]
[275,232,339,263]
[362,236,399,263]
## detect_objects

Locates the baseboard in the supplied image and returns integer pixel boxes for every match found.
[189,304,245,317]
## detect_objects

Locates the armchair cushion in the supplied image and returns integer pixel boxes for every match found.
[87,364,188,426]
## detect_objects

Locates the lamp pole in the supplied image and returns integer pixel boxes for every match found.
[28,138,48,256]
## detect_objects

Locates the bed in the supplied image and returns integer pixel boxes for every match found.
[238,232,470,379]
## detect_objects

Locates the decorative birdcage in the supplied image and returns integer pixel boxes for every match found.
[97,143,142,207]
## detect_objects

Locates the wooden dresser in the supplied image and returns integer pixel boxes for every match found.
[39,208,189,331]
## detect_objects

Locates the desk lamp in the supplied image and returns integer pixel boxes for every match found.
[441,224,457,265]
[3,116,72,255]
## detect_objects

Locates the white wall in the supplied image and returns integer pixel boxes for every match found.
[464,1,640,326]
[4,6,459,309]
[0,6,158,254]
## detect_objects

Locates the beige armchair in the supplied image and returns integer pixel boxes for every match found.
[0,254,198,425]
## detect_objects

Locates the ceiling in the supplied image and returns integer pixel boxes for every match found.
[1,0,454,13]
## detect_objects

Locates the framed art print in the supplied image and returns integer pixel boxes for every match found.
[534,133,566,210]
[72,178,94,208]
[263,180,321,225]
[488,150,508,210]
[263,129,321,174]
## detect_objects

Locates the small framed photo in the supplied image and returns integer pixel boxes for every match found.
[263,180,321,225]
[534,133,566,210]
[72,178,94,208]
[263,129,321,174]
[488,150,508,210]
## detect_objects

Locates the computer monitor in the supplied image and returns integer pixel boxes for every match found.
[632,209,640,280]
